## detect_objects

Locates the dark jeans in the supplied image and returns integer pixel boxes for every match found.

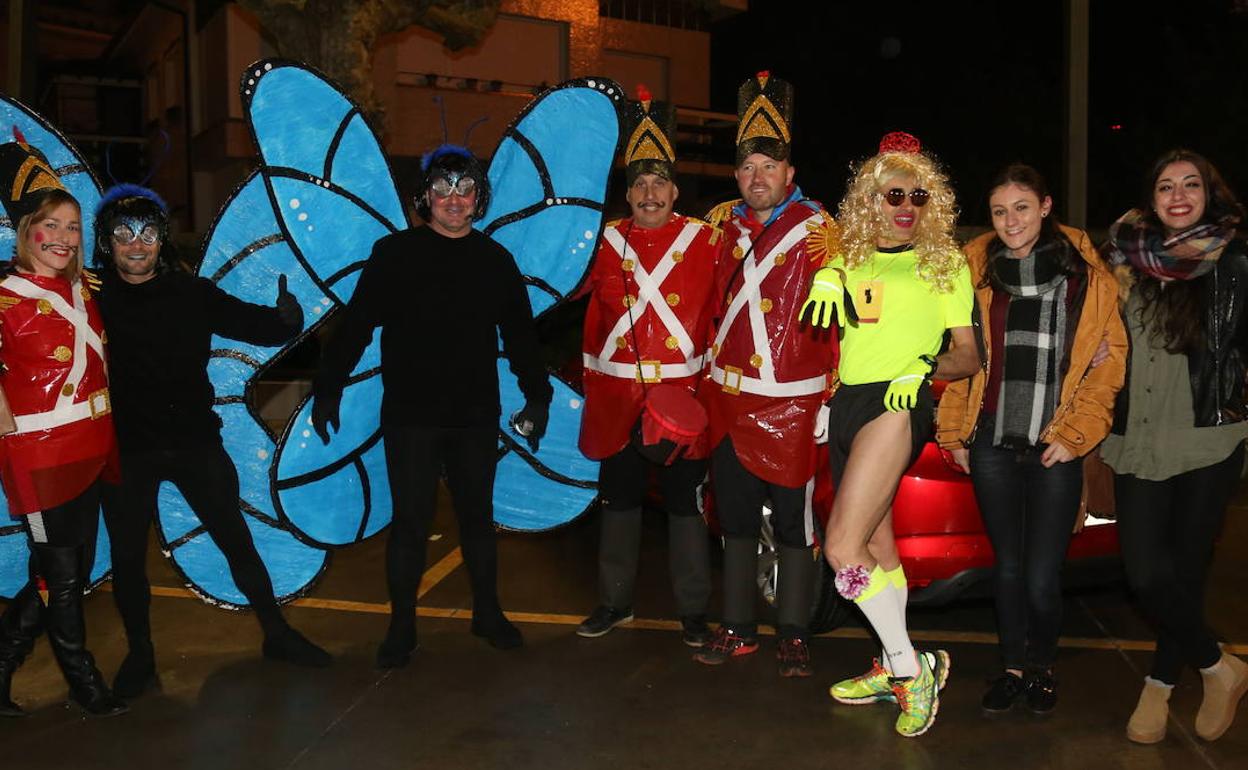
[1114,443,1244,684]
[382,424,502,620]
[103,444,282,644]
[598,443,706,516]
[971,435,1082,670]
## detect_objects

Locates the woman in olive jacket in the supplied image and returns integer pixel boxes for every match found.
[936,164,1127,714]
[1102,148,1248,745]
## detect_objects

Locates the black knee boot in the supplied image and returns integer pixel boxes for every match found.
[34,545,127,717]
[722,536,760,636]
[669,514,712,645]
[776,545,815,640]
[0,583,44,717]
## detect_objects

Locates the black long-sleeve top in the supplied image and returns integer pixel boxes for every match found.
[314,226,552,428]
[96,268,300,451]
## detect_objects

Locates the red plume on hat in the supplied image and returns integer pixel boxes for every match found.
[635,83,652,107]
[879,131,921,154]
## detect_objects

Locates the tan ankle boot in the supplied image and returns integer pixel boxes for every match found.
[1126,679,1171,744]
[1196,652,1248,741]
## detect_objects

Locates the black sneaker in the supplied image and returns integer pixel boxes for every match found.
[1025,669,1058,714]
[777,637,814,678]
[680,616,712,648]
[576,606,634,638]
[981,672,1025,713]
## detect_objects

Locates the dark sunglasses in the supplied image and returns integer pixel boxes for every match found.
[882,188,930,207]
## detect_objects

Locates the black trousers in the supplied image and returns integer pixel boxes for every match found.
[22,483,100,549]
[710,435,809,547]
[1114,443,1244,684]
[597,443,706,516]
[970,428,1083,671]
[382,424,502,620]
[103,443,282,644]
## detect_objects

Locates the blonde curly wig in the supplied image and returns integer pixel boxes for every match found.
[837,150,963,293]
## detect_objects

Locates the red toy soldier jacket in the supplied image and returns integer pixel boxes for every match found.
[703,192,838,488]
[0,271,117,514]
[579,214,720,460]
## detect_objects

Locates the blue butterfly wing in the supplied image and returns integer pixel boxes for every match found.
[479,78,622,530]
[480,77,623,316]
[215,59,404,549]
[494,362,598,530]
[0,94,103,266]
[272,341,392,546]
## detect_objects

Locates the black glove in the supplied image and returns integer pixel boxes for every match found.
[276,274,303,330]
[311,392,341,445]
[512,401,549,453]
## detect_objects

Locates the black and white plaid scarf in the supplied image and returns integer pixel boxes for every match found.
[990,237,1069,449]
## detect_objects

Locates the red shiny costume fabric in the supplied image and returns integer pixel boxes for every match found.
[578,215,720,461]
[703,201,838,488]
[0,271,117,514]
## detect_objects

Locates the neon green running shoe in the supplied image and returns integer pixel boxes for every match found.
[829,658,895,704]
[891,649,949,738]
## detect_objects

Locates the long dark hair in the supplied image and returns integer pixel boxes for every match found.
[1134,149,1244,354]
[980,163,1079,290]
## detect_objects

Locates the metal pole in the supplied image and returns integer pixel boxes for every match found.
[1064,0,1090,228]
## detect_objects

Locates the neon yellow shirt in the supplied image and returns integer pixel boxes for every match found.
[836,249,974,385]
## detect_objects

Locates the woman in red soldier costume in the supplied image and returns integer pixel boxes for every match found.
[0,135,127,717]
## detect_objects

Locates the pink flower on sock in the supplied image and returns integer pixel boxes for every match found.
[835,565,872,600]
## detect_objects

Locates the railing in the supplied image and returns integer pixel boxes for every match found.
[598,0,713,31]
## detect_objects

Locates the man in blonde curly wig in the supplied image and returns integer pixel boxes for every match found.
[801,131,979,737]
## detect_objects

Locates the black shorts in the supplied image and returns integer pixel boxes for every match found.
[826,381,934,484]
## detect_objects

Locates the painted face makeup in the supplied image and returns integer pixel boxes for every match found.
[24,201,81,277]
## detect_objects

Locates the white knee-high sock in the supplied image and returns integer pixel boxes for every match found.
[879,565,908,673]
[855,565,918,678]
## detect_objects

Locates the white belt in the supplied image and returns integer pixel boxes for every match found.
[710,364,828,398]
[12,389,111,435]
[583,354,702,383]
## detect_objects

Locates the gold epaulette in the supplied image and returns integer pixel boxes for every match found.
[705,199,741,229]
[804,210,843,267]
[605,218,624,230]
[82,269,103,293]
[0,295,20,312]
[685,216,724,246]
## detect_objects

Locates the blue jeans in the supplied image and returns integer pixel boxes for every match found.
[970,425,1083,670]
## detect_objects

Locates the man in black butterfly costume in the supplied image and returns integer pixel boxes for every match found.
[312,146,551,667]
[93,184,332,700]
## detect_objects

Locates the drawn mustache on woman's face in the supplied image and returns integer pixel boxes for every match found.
[40,242,79,256]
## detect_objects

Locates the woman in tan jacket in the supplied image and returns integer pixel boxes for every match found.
[935,164,1126,714]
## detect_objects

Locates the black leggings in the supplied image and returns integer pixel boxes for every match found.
[1114,443,1244,684]
[710,435,809,547]
[382,424,501,617]
[103,443,282,642]
[597,443,706,516]
[970,431,1082,670]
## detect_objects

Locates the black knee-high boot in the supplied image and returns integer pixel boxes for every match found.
[34,545,127,717]
[722,536,760,636]
[0,583,44,717]
[776,545,815,640]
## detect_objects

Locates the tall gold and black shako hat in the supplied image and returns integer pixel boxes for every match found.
[735,70,793,165]
[0,127,66,228]
[622,84,677,184]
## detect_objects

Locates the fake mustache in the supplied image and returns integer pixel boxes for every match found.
[40,243,79,257]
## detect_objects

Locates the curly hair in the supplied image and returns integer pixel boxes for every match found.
[837,150,963,293]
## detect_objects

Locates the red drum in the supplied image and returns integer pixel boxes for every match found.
[631,383,708,466]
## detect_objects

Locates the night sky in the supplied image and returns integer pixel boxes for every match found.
[709,1,1248,231]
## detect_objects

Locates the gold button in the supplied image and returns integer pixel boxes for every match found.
[665,336,679,350]
[666,293,680,307]
[622,295,637,308]
[749,353,763,368]
[733,246,744,260]
[80,286,91,301]
[711,343,720,356]
[52,345,72,362]
[62,383,75,397]
[37,299,52,314]
[726,292,733,304]
[774,252,787,266]
[615,336,628,350]
[621,259,635,272]
[760,298,774,313]
[101,330,108,344]
[672,251,684,263]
